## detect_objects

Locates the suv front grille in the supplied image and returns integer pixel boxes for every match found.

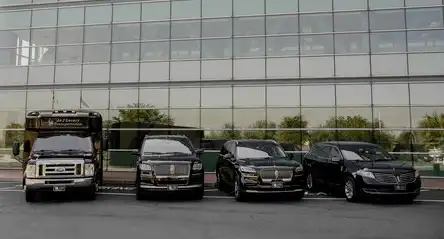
[259,169,293,180]
[373,172,416,184]
[40,163,81,177]
[154,164,189,176]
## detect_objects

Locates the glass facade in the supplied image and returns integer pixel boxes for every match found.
[1,0,444,169]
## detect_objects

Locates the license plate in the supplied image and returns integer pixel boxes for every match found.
[272,181,283,188]
[167,185,178,191]
[53,186,66,192]
[395,185,406,191]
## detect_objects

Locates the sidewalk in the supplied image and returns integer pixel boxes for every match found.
[1,169,443,189]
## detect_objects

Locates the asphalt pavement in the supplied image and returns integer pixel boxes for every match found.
[0,182,443,239]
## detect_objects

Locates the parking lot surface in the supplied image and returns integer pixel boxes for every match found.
[0,182,443,239]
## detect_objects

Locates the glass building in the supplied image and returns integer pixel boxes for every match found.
[1,0,444,163]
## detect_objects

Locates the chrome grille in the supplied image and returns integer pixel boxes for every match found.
[374,172,416,184]
[259,169,293,180]
[154,164,189,176]
[42,163,80,177]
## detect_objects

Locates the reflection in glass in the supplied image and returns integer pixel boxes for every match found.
[370,10,405,31]
[374,107,410,128]
[27,90,53,110]
[334,0,367,10]
[201,87,232,108]
[266,58,299,79]
[407,30,444,52]
[201,109,233,129]
[31,28,56,46]
[406,8,443,30]
[370,32,406,53]
[83,44,110,63]
[371,54,408,76]
[32,9,57,27]
[234,59,265,79]
[141,42,169,61]
[81,89,109,109]
[266,0,298,14]
[28,66,54,85]
[301,85,335,107]
[139,87,169,108]
[56,45,82,64]
[31,46,55,65]
[57,27,83,45]
[0,66,28,85]
[172,0,200,19]
[55,65,81,84]
[201,60,232,80]
[58,7,84,26]
[82,64,110,84]
[300,14,333,33]
[171,20,201,39]
[411,107,444,130]
[141,22,170,40]
[234,17,265,36]
[336,108,373,122]
[202,19,232,38]
[140,62,169,82]
[170,88,200,108]
[0,10,31,29]
[170,109,200,128]
[410,83,444,106]
[171,40,200,60]
[142,1,170,21]
[111,43,140,62]
[408,53,444,75]
[334,12,368,32]
[234,0,264,15]
[302,107,335,128]
[53,90,81,109]
[299,0,332,12]
[85,5,112,24]
[113,4,141,23]
[406,0,443,7]
[234,37,265,57]
[202,39,232,58]
[112,23,140,42]
[369,0,404,9]
[0,90,26,109]
[267,85,299,107]
[109,88,139,109]
[335,55,370,77]
[300,35,334,55]
[234,86,265,108]
[0,112,26,130]
[267,36,298,56]
[170,61,200,81]
[300,57,334,78]
[110,63,139,83]
[336,84,371,106]
[266,15,298,35]
[233,109,266,128]
[84,25,111,43]
[334,33,369,54]
[372,83,409,106]
[202,0,232,17]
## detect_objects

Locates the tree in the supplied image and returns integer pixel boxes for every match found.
[243,120,277,139]
[206,123,242,140]
[112,103,174,125]
[310,115,394,150]
[275,115,310,147]
[4,123,24,147]
[417,113,444,149]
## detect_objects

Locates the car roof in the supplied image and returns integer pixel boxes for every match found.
[320,141,379,147]
[144,135,188,139]
[229,139,277,144]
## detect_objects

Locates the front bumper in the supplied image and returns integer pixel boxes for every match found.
[139,172,204,192]
[25,177,94,192]
[240,174,305,194]
[358,176,422,197]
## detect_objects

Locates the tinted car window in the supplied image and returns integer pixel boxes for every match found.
[330,147,341,157]
[142,138,193,155]
[309,145,329,158]
[340,144,393,161]
[236,142,287,159]
[32,135,93,152]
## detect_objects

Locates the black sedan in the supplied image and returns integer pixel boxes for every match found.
[216,140,306,202]
[303,141,421,202]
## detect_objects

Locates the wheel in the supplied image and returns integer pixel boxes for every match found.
[192,187,204,200]
[290,191,305,201]
[306,173,317,192]
[135,175,145,201]
[25,190,36,203]
[234,175,247,202]
[85,184,97,201]
[344,176,359,202]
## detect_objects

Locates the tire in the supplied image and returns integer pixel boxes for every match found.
[192,187,204,200]
[344,176,359,202]
[306,173,317,192]
[25,190,36,203]
[234,175,247,202]
[136,174,145,201]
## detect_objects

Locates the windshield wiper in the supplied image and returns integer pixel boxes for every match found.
[59,149,92,154]
[32,149,58,155]
[143,152,167,155]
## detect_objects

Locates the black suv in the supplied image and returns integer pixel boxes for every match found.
[134,135,205,200]
[216,140,305,202]
[303,141,421,202]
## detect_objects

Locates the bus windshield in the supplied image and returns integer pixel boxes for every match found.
[32,134,94,154]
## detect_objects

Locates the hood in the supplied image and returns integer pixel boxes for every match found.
[238,158,300,168]
[355,160,414,173]
[141,154,199,163]
[29,157,89,164]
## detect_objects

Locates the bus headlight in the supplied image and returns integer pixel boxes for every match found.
[192,162,202,171]
[25,164,36,178]
[139,163,152,171]
[84,164,95,176]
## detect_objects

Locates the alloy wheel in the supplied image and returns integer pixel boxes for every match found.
[345,180,354,199]
[307,174,313,189]
[234,180,239,198]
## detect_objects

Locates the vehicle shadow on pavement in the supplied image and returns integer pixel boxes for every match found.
[24,192,98,204]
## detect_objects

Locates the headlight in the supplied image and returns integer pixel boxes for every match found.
[239,166,256,173]
[415,170,420,178]
[139,163,152,171]
[84,163,95,176]
[192,162,202,171]
[356,169,375,179]
[294,165,303,173]
[25,164,36,178]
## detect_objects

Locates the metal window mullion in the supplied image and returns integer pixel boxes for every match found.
[107,3,114,145]
[297,0,303,146]
[231,0,234,132]
[24,8,34,114]
[199,0,203,129]
[367,0,376,144]
[137,2,142,109]
[79,5,87,108]
[332,0,338,141]
[264,0,268,133]
[168,0,172,121]
[52,7,60,109]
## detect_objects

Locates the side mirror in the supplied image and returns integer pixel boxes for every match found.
[223,153,233,160]
[12,142,20,156]
[331,156,342,162]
